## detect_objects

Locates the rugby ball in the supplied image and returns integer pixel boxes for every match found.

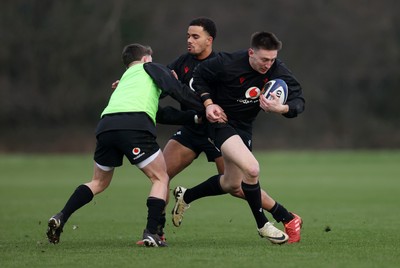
[262,79,288,104]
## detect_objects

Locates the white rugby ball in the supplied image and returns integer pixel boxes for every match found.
[262,79,288,104]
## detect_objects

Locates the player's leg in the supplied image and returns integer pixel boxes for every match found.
[219,135,259,184]
[46,130,119,244]
[137,150,169,247]
[139,150,169,201]
[228,181,301,243]
[163,129,200,208]
[220,135,288,244]
[222,143,301,243]
[219,135,264,222]
[172,135,260,227]
[214,156,225,175]
[46,163,114,244]
[162,138,197,226]
[170,138,228,227]
[152,133,199,241]
[170,128,235,227]
[85,163,114,194]
[163,139,197,179]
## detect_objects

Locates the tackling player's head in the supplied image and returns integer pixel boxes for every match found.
[187,17,216,60]
[122,44,153,68]
[248,32,282,74]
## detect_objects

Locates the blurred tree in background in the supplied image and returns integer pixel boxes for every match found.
[1,0,399,152]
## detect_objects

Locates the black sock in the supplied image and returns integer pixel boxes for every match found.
[158,212,166,236]
[241,181,268,228]
[61,184,94,223]
[268,202,294,223]
[146,197,166,235]
[184,175,225,204]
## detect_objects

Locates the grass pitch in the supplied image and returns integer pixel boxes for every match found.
[0,151,399,268]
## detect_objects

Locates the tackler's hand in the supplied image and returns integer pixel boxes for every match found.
[206,104,227,123]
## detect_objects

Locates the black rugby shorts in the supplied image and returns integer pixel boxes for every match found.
[208,123,252,151]
[94,130,160,167]
[170,126,222,162]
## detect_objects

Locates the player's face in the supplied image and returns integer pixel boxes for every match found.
[248,48,278,74]
[187,25,212,59]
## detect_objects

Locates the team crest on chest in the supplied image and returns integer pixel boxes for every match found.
[245,86,261,99]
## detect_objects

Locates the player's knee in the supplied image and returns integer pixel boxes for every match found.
[245,162,260,179]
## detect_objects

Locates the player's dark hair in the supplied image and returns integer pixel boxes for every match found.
[122,43,153,67]
[251,32,282,51]
[189,17,217,40]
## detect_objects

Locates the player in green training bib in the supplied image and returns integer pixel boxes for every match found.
[46,43,204,247]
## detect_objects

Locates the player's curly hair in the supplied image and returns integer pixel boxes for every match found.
[122,43,152,67]
[251,32,282,51]
[189,17,217,40]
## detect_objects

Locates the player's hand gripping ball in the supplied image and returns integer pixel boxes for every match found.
[262,79,288,104]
